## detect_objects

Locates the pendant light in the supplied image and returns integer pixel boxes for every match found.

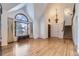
[55,9,58,23]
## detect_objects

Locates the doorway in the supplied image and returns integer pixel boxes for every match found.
[48,24,51,38]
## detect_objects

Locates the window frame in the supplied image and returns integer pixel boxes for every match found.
[15,13,29,37]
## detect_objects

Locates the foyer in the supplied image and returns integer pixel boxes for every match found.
[0,3,79,56]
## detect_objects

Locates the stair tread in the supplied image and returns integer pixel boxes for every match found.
[64,26,72,38]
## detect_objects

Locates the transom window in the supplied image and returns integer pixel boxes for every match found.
[15,13,29,23]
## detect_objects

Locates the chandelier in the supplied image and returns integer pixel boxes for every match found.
[55,9,58,23]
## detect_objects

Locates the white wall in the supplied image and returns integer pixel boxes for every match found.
[25,3,47,39]
[25,3,39,39]
[33,4,47,39]
[77,11,79,54]
[74,4,79,54]
[26,3,34,21]
[34,4,47,39]
[51,9,64,38]
[1,11,8,46]
[40,15,48,39]
[72,14,77,46]
[64,4,74,26]
[72,3,79,54]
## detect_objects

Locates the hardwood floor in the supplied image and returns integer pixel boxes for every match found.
[0,38,77,56]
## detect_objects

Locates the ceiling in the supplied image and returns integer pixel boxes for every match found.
[1,3,20,11]
[46,3,74,16]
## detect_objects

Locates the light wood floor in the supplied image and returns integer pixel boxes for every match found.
[0,38,77,56]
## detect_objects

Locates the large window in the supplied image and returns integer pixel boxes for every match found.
[15,13,30,37]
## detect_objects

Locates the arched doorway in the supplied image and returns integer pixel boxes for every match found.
[15,13,32,40]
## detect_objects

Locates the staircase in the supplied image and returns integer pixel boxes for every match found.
[64,26,72,39]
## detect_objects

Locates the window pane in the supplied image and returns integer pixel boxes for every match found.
[16,14,28,22]
[15,14,30,37]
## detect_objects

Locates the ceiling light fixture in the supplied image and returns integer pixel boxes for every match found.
[55,9,59,23]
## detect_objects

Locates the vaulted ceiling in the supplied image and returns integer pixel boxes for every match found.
[1,3,20,11]
[46,3,74,16]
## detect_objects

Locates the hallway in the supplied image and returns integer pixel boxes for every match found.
[0,38,76,56]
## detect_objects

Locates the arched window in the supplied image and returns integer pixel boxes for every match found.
[15,13,29,23]
[15,13,30,37]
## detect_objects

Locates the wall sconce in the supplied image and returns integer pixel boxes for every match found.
[48,18,50,22]
[55,9,59,23]
[48,18,51,25]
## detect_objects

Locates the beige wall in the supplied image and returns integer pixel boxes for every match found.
[44,4,64,38]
